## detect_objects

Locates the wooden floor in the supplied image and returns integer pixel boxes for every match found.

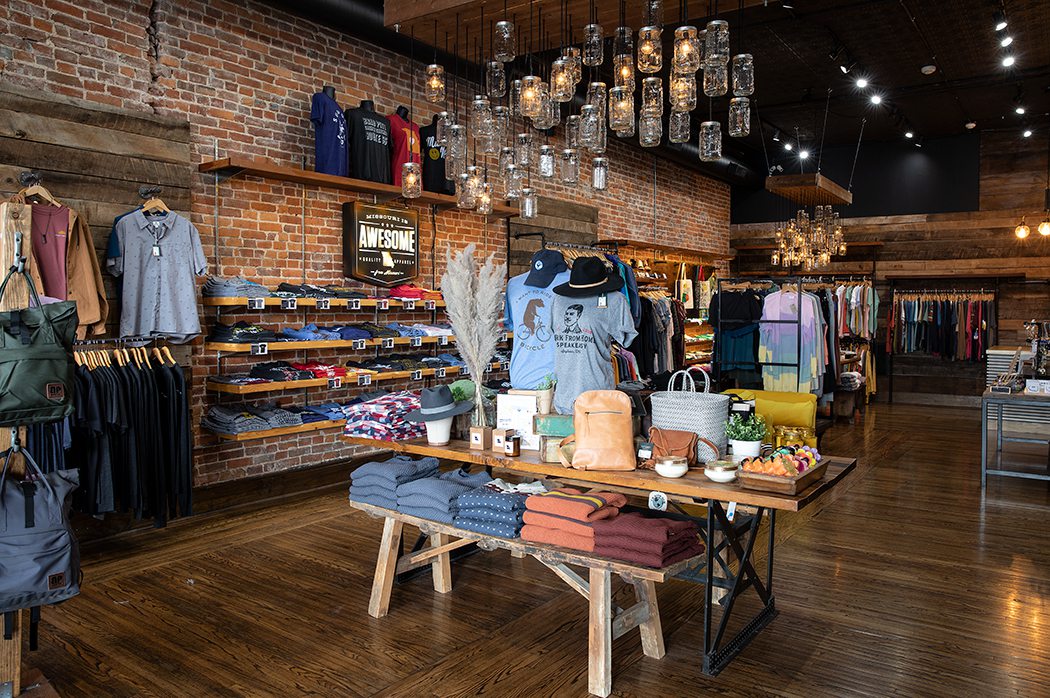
[22,404,1050,697]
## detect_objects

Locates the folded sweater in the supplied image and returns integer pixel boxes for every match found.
[457,490,529,512]
[522,511,595,539]
[397,491,462,513]
[525,488,626,522]
[593,538,703,568]
[351,456,441,485]
[592,512,698,546]
[440,468,493,488]
[455,516,523,539]
[456,507,525,526]
[520,523,595,552]
[396,476,476,506]
[399,505,455,525]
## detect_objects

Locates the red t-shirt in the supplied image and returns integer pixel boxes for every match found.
[388,111,421,186]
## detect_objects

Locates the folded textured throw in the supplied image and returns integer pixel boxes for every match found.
[455,517,522,539]
[520,523,595,552]
[396,477,476,508]
[398,505,455,525]
[396,492,462,513]
[592,512,698,546]
[455,507,525,526]
[525,488,627,522]
[349,490,397,510]
[439,468,493,488]
[351,456,440,485]
[592,539,703,568]
[457,490,529,512]
[522,511,595,539]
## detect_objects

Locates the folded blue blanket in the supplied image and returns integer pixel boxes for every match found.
[456,490,529,512]
[454,516,521,539]
[352,456,440,485]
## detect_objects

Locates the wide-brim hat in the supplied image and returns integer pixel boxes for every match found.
[525,249,569,288]
[553,255,625,297]
[405,385,475,422]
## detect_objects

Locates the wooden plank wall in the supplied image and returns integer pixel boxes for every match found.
[730,130,1050,406]
[0,86,193,341]
[508,197,600,276]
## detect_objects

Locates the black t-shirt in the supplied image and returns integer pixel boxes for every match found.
[345,107,392,183]
[419,120,455,195]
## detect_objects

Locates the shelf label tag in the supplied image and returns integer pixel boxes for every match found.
[250,343,269,356]
[439,336,450,346]
[349,299,362,311]
[435,367,447,378]
[500,360,510,372]
[357,373,373,386]
[424,300,437,311]
[499,332,508,343]
[410,336,423,347]
[484,364,492,374]
[647,491,668,511]
[411,370,423,381]
[402,299,416,310]
[381,337,395,350]
[328,376,342,389]
[376,299,389,311]
[316,298,331,310]
[281,297,298,310]
[247,298,265,310]
[352,339,368,351]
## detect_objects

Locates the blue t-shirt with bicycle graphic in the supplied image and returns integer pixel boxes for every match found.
[504,270,570,390]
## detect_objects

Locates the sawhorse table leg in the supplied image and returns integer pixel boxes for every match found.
[369,518,404,619]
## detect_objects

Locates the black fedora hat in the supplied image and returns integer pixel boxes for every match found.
[404,385,475,422]
[552,256,624,297]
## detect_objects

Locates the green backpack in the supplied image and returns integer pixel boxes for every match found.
[0,263,78,427]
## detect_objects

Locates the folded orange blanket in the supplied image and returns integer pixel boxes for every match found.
[522,511,595,539]
[520,523,595,552]
[525,488,626,522]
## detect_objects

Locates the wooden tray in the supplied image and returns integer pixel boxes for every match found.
[737,460,829,495]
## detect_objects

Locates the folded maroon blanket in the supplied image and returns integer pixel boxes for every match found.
[593,529,700,559]
[593,539,704,568]
[522,511,595,539]
[592,512,697,545]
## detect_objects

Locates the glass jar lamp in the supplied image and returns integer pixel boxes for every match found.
[704,20,729,66]
[499,147,515,177]
[608,86,634,132]
[476,182,494,215]
[492,106,509,144]
[729,97,750,137]
[425,64,446,103]
[472,95,493,137]
[456,173,476,209]
[520,76,544,118]
[520,187,538,219]
[673,26,701,74]
[551,58,574,102]
[669,74,696,112]
[494,20,516,62]
[584,24,604,66]
[703,63,728,97]
[487,61,507,98]
[616,115,636,138]
[637,27,663,73]
[504,163,522,198]
[539,145,556,177]
[435,111,452,145]
[732,53,754,96]
[565,114,581,148]
[641,77,663,117]
[639,114,662,147]
[587,82,608,112]
[515,132,534,168]
[591,157,608,190]
[560,148,580,183]
[401,162,421,198]
[669,110,690,143]
[579,105,601,149]
[699,120,722,161]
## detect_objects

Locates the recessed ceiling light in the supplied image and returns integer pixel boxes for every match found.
[772,129,781,142]
[1000,35,1013,47]
[1016,106,1026,115]
[1002,55,1016,67]
[994,9,1008,32]
[799,150,810,159]
[784,142,794,151]
[1023,129,1033,138]
[965,121,977,130]
[855,77,869,89]
[921,64,937,75]
[870,94,883,105]
[904,131,914,138]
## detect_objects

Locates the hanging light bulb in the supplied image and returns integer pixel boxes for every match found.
[494,20,517,62]
[1015,216,1030,239]
[638,27,663,73]
[614,27,635,92]
[669,110,690,143]
[641,77,663,117]
[704,20,729,66]
[1039,216,1050,236]
[487,61,507,98]
[456,172,476,209]
[401,161,422,198]
[728,97,750,137]
[732,53,754,96]
[673,26,701,75]
[771,249,781,266]
[476,181,494,215]
[703,63,728,97]
[560,148,580,183]
[425,64,446,103]
[584,23,604,66]
[466,165,484,197]
[639,114,662,147]
[539,145,556,177]
[669,74,697,112]
[551,58,574,102]
[608,86,634,132]
[520,76,544,118]
[504,163,522,198]
[699,120,722,161]
[520,187,538,219]
[591,157,608,190]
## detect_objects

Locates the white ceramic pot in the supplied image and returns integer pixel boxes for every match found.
[536,388,554,415]
[729,439,762,462]
[425,416,455,445]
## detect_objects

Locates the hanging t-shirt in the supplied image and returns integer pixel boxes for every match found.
[505,269,571,390]
[419,120,455,194]
[345,106,391,183]
[388,110,421,186]
[552,291,638,415]
[310,92,348,177]
[30,203,71,299]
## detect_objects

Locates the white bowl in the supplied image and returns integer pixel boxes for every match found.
[704,467,738,483]
[655,461,690,478]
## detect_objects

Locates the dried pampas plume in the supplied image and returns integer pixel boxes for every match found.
[441,244,506,426]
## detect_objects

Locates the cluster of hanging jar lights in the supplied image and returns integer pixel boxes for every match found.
[414,0,756,212]
[772,206,847,271]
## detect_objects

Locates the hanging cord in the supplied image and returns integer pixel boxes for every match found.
[816,87,831,174]
[847,118,867,192]
[755,100,771,174]
[410,28,416,165]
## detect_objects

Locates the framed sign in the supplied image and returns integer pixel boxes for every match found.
[342,202,419,287]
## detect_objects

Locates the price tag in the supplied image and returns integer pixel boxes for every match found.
[316,298,331,310]
[726,501,737,522]
[424,299,437,311]
[439,336,450,346]
[381,337,395,350]
[499,332,508,343]
[402,299,416,310]
[247,298,265,310]
[484,364,492,374]
[435,367,447,378]
[500,360,510,372]
[281,297,298,310]
[357,373,373,386]
[377,299,389,311]
[411,370,423,381]
[327,376,342,389]
[648,491,668,511]
[349,299,362,311]
[410,336,423,348]
[352,339,368,351]
[249,342,269,356]
[638,441,654,459]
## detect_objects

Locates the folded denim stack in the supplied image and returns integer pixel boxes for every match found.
[395,470,490,524]
[520,489,627,553]
[282,324,343,340]
[342,391,426,441]
[210,321,281,343]
[453,489,531,538]
[200,405,271,434]
[386,322,426,337]
[410,323,454,337]
[349,455,440,510]
[592,513,703,568]
[203,275,271,298]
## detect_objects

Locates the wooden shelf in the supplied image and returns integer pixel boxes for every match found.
[205,362,506,395]
[202,297,444,309]
[207,419,346,442]
[199,156,517,219]
[598,238,735,259]
[765,173,854,206]
[204,331,510,354]
[733,241,884,252]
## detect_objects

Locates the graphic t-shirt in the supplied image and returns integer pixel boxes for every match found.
[388,111,421,186]
[552,291,638,415]
[30,203,71,299]
[345,106,391,183]
[419,120,456,194]
[505,270,571,390]
[310,92,348,177]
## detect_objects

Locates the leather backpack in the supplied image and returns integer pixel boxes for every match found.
[558,390,636,471]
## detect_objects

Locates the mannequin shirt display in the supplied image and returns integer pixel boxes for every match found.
[419,116,455,194]
[310,90,348,177]
[552,291,637,414]
[505,270,571,389]
[388,108,421,186]
[345,101,392,183]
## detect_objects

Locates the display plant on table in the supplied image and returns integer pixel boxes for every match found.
[725,413,767,461]
[741,446,821,477]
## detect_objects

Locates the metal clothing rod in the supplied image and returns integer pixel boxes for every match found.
[74,335,162,346]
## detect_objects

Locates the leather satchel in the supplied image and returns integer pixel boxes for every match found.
[558,390,636,471]
[649,426,700,468]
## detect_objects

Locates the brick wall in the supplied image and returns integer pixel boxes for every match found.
[1,0,730,485]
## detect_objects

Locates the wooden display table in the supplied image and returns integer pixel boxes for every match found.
[343,436,856,692]
[981,389,1050,487]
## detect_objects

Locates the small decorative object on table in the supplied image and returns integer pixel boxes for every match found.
[738,446,826,494]
[726,413,766,462]
[703,459,739,483]
[654,455,689,479]
[492,428,515,452]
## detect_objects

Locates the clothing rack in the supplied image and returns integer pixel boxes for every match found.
[74,335,164,346]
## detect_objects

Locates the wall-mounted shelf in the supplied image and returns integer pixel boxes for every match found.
[206,362,502,395]
[599,238,735,258]
[202,296,445,309]
[203,331,510,354]
[198,155,518,219]
[208,419,346,442]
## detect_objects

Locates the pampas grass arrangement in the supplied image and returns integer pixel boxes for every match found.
[441,244,506,427]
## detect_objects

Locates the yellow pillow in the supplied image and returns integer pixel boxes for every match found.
[723,389,817,430]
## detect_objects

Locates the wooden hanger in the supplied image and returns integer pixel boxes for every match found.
[13,183,62,207]
[162,346,176,366]
[141,196,170,215]
[73,351,84,367]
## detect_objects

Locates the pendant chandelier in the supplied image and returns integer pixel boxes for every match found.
[772,206,846,270]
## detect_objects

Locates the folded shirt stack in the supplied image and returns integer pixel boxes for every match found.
[289,361,347,378]
[395,469,492,524]
[326,325,374,340]
[386,322,426,337]
[349,455,440,510]
[249,361,314,382]
[438,353,466,367]
[387,284,442,301]
[201,403,303,434]
[592,512,703,568]
[286,403,346,423]
[208,374,271,386]
[342,391,426,441]
[838,371,863,391]
[282,324,343,340]
[454,490,531,538]
[520,489,628,553]
[203,275,271,298]
[410,323,454,337]
[209,321,281,343]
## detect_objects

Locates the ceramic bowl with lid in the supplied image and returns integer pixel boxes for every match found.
[704,460,739,483]
[654,455,689,478]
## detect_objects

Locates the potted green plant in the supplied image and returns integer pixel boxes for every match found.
[725,413,766,462]
[535,374,556,415]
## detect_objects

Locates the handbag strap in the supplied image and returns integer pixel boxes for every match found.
[558,434,575,468]
[0,439,56,500]
[0,259,59,346]
[667,370,696,393]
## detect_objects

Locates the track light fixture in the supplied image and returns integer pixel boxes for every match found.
[772,129,781,142]
[904,130,914,139]
[799,149,810,159]
[870,94,882,105]
[1000,35,1013,47]
[839,58,857,74]
[994,8,1007,32]
[784,142,793,151]
[1002,55,1015,67]
[855,77,868,89]
[1023,129,1033,138]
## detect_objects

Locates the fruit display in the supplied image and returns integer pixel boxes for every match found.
[741,446,821,477]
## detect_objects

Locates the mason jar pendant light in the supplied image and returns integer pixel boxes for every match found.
[551,58,574,102]
[560,148,580,183]
[590,119,607,155]
[494,20,516,62]
[579,104,601,149]
[669,74,697,112]
[504,163,522,198]
[565,46,583,85]
[520,187,538,219]
[425,64,446,103]
[520,76,544,118]
[587,82,608,112]
[402,162,422,198]
[639,114,662,147]
[703,62,728,96]
[638,27,663,73]
[510,79,523,116]
[584,24,604,66]
[476,181,494,215]
[565,114,581,148]
[704,20,729,66]
[732,53,754,95]
[448,124,467,175]
[641,77,664,117]
[699,120,722,161]
[516,132,535,168]
[646,0,663,26]
[466,165,484,197]
[499,146,515,178]
[616,115,636,137]
[728,96,750,137]
[591,157,608,190]
[614,26,635,92]
[673,26,701,74]
[457,173,476,208]
[487,61,507,98]
[539,145,556,177]
[435,111,452,145]
[473,95,493,137]
[608,86,634,131]
[668,110,690,143]
[492,106,509,144]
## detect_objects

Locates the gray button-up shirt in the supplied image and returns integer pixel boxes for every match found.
[111,210,207,343]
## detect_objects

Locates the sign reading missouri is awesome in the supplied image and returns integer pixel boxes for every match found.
[342,202,419,287]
